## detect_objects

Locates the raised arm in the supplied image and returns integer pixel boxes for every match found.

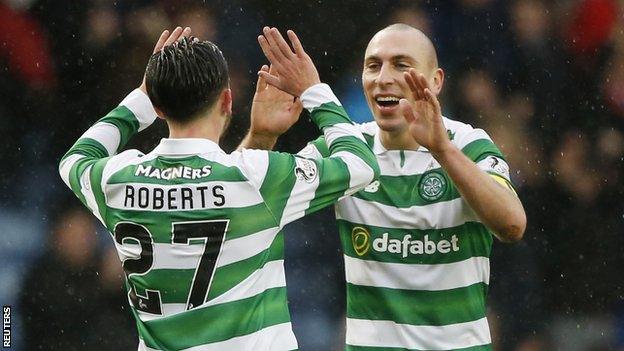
[58,27,191,220]
[400,68,526,242]
[240,27,379,227]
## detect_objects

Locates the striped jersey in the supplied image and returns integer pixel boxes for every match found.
[59,84,379,350]
[300,118,515,351]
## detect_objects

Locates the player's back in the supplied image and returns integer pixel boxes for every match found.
[101,139,296,350]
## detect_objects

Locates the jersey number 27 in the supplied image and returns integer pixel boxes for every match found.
[113,220,229,315]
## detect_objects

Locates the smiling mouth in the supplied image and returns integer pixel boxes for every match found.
[375,96,401,108]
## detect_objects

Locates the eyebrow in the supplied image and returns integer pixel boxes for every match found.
[364,54,417,63]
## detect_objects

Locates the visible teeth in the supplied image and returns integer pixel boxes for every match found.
[376,96,400,102]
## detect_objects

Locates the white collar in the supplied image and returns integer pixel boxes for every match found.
[151,138,223,155]
[372,131,429,154]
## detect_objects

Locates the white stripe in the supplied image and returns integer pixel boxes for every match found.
[136,303,187,322]
[236,149,270,191]
[137,322,297,351]
[207,260,286,307]
[346,317,491,350]
[297,143,323,160]
[135,260,287,322]
[324,122,366,146]
[80,165,104,223]
[333,151,375,196]
[131,227,280,270]
[59,154,85,188]
[336,196,478,229]
[457,128,492,150]
[344,255,490,291]
[217,227,280,267]
[279,162,320,226]
[300,83,341,110]
[119,89,158,131]
[80,122,121,156]
[105,181,262,211]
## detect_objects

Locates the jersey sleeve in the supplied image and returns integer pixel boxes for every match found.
[297,135,329,159]
[58,89,158,223]
[458,127,516,193]
[242,84,380,227]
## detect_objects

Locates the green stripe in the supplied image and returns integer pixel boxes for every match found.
[352,171,459,208]
[130,232,284,304]
[89,158,110,225]
[362,133,374,148]
[346,283,487,327]
[138,287,290,349]
[330,135,378,173]
[67,158,100,207]
[108,157,248,185]
[345,344,492,351]
[310,136,330,158]
[208,232,284,299]
[305,157,350,215]
[98,105,140,150]
[339,220,492,264]
[107,203,276,243]
[63,137,109,162]
[63,139,108,211]
[310,102,353,129]
[461,139,504,163]
[260,152,297,223]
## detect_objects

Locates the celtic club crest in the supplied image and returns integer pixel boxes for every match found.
[419,172,447,201]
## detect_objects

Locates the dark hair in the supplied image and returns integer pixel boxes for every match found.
[145,37,229,123]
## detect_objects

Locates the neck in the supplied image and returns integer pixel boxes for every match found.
[167,111,224,144]
[379,128,419,150]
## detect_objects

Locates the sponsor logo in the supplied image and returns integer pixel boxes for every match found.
[294,157,318,183]
[373,233,459,258]
[351,226,371,256]
[135,165,212,180]
[419,171,447,201]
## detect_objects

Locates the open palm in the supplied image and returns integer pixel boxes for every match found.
[399,69,449,154]
[251,65,303,137]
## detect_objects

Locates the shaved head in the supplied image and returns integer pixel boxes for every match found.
[368,23,438,69]
[361,22,445,133]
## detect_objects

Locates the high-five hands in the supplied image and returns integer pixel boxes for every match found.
[140,26,192,94]
[399,69,451,155]
[257,27,320,97]
[250,64,303,139]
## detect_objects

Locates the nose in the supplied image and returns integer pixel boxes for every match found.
[376,63,394,86]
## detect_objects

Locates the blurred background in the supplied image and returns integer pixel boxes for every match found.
[0,0,623,350]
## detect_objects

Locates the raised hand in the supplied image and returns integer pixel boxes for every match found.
[399,68,451,155]
[257,27,320,97]
[250,64,303,138]
[140,26,192,94]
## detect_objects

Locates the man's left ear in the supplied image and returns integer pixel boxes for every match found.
[221,88,233,116]
[154,106,166,120]
[433,68,445,95]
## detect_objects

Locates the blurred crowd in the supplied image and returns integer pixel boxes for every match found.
[1,0,623,350]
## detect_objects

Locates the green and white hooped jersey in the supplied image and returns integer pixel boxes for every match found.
[59,85,379,351]
[300,119,515,351]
